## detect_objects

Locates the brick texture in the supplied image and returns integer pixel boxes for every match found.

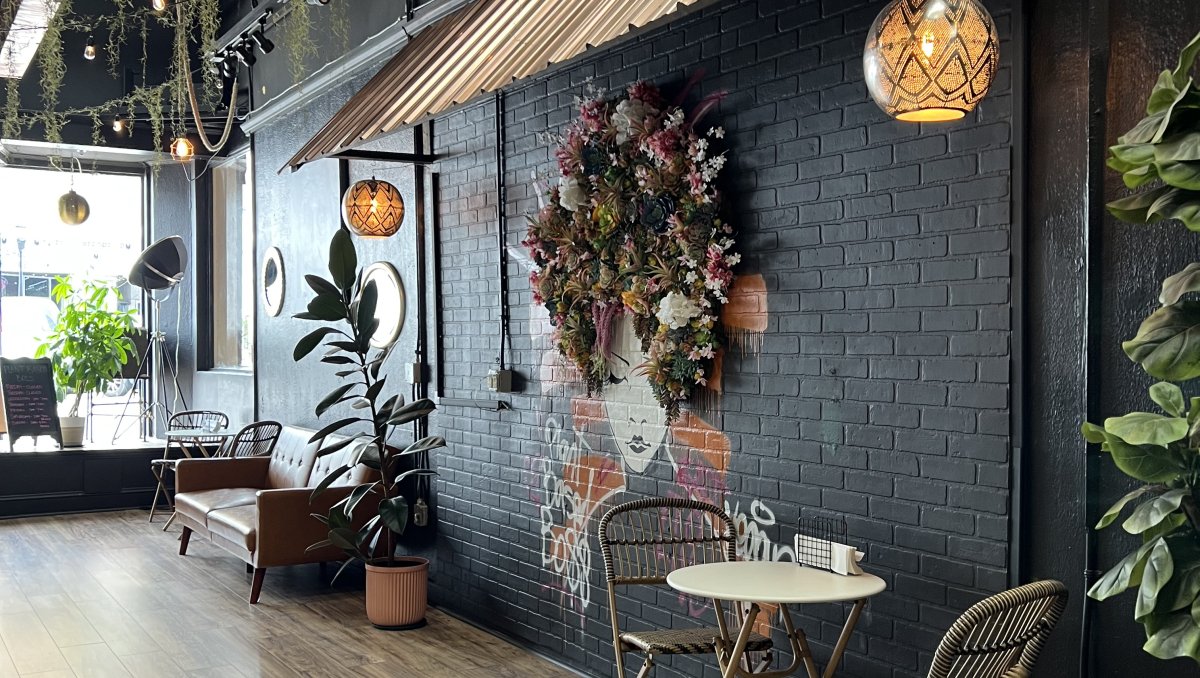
[426,1,1013,677]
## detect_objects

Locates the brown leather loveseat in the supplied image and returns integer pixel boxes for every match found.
[173,425,373,603]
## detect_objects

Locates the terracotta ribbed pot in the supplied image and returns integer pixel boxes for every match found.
[364,557,429,630]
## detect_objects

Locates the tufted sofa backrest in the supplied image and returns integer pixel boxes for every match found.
[265,426,320,489]
[310,433,376,487]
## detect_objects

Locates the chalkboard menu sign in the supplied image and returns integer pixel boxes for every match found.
[0,358,62,450]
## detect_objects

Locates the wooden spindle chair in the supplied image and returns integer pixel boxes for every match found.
[928,580,1068,678]
[599,498,772,678]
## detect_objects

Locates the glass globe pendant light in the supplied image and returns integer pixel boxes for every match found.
[58,158,90,225]
[863,0,999,122]
[341,177,405,238]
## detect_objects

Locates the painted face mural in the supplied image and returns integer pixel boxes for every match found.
[601,314,669,474]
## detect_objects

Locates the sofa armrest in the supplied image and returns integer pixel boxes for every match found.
[175,457,271,494]
[255,485,378,566]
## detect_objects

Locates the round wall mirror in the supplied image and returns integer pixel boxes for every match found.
[362,262,405,348]
[262,247,285,317]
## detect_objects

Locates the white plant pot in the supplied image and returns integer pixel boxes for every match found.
[60,416,85,447]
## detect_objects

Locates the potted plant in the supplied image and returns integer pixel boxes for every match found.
[1083,29,1200,662]
[35,277,137,446]
[293,226,441,629]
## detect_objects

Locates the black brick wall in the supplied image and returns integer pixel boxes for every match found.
[424,1,1014,677]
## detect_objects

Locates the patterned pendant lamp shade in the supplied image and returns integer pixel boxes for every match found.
[342,178,405,238]
[863,0,999,122]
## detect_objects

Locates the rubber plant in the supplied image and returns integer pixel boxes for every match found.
[1083,28,1200,663]
[293,227,440,578]
[35,277,136,417]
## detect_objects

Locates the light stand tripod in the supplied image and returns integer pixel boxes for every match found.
[112,294,187,443]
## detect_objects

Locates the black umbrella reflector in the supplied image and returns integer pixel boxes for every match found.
[129,236,188,291]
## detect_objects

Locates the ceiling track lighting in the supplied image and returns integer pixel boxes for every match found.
[250,29,274,55]
[235,41,257,67]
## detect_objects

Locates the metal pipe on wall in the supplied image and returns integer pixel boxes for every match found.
[494,90,510,372]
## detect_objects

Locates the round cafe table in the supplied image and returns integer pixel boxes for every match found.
[667,561,886,678]
[164,428,234,458]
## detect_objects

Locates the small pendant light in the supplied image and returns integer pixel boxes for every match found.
[58,158,90,225]
[83,36,97,61]
[342,177,405,238]
[863,0,999,122]
[170,137,194,161]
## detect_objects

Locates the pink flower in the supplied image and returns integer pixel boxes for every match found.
[645,128,681,163]
[688,171,705,195]
[628,81,664,108]
[580,99,606,132]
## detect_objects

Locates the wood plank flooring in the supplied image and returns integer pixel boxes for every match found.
[0,511,581,678]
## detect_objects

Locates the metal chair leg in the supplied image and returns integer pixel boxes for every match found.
[149,465,169,522]
[634,654,654,678]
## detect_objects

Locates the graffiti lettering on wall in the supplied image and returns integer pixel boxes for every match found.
[726,498,796,563]
[535,414,625,615]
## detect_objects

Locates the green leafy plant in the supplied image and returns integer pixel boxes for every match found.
[293,228,441,576]
[1107,31,1200,230]
[35,277,137,418]
[1086,28,1200,664]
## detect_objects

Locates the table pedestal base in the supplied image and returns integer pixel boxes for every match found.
[712,598,867,678]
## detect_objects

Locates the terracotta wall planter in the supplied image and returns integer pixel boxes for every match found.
[365,557,429,629]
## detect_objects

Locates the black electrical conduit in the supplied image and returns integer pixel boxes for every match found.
[494,89,511,372]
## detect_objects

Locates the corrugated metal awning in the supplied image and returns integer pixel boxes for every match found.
[284,0,704,171]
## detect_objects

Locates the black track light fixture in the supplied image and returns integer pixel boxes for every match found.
[250,30,274,55]
[235,41,257,67]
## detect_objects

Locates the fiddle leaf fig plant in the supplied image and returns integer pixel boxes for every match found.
[1086,28,1200,664]
[293,227,441,578]
[1106,30,1200,230]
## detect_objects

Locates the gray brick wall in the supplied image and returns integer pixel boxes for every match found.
[425,1,1013,677]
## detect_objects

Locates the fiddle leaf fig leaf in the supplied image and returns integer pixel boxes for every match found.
[401,436,446,456]
[1097,486,1158,529]
[1148,70,1183,115]
[306,294,346,322]
[1104,412,1189,446]
[1089,538,1160,601]
[1105,438,1185,484]
[308,464,349,500]
[305,274,340,298]
[1174,31,1200,90]
[1082,422,1108,444]
[1150,382,1188,417]
[1144,610,1200,661]
[1108,185,1172,224]
[1124,489,1188,534]
[1160,263,1200,306]
[1137,539,1175,620]
[294,327,338,361]
[315,383,355,418]
[1123,301,1200,381]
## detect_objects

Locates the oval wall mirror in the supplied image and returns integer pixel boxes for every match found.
[362,262,405,348]
[262,247,285,317]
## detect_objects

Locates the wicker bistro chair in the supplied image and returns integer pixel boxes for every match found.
[218,420,283,458]
[928,580,1068,678]
[599,498,773,678]
[149,410,229,523]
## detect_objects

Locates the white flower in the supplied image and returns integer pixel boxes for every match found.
[708,126,725,139]
[685,271,698,284]
[558,175,588,212]
[725,253,742,266]
[655,291,701,330]
[613,98,649,145]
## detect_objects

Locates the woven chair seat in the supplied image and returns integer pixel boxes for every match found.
[621,628,772,655]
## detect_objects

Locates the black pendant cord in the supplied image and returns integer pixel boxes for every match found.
[414,122,431,498]
[494,90,511,372]
[1080,1,1110,676]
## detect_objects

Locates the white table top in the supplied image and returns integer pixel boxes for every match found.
[667,561,887,604]
[165,428,234,438]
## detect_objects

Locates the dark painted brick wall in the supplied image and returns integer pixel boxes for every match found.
[423,1,1014,677]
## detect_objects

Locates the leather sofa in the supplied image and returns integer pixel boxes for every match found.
[173,425,374,603]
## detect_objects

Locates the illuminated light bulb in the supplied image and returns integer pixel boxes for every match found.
[170,137,194,161]
[920,31,936,59]
[112,118,125,133]
[84,37,96,60]
[151,0,167,11]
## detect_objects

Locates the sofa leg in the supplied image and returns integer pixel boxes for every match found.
[246,562,253,574]
[249,568,266,604]
[179,527,191,556]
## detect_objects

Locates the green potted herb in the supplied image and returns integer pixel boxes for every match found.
[35,277,137,446]
[293,227,441,629]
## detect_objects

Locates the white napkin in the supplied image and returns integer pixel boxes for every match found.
[794,535,865,576]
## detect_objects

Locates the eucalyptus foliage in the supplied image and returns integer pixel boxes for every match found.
[35,277,136,418]
[294,227,441,575]
[1086,28,1200,664]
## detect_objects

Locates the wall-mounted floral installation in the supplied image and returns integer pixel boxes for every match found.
[524,81,741,421]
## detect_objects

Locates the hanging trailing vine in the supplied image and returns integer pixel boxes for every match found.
[104,0,130,77]
[285,0,316,85]
[3,80,19,140]
[330,0,350,57]
[38,0,70,142]
[195,0,221,106]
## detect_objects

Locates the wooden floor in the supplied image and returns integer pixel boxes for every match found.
[0,511,580,678]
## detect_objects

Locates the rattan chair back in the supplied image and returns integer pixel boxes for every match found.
[167,409,229,447]
[599,497,737,585]
[928,579,1068,678]
[220,420,283,459]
